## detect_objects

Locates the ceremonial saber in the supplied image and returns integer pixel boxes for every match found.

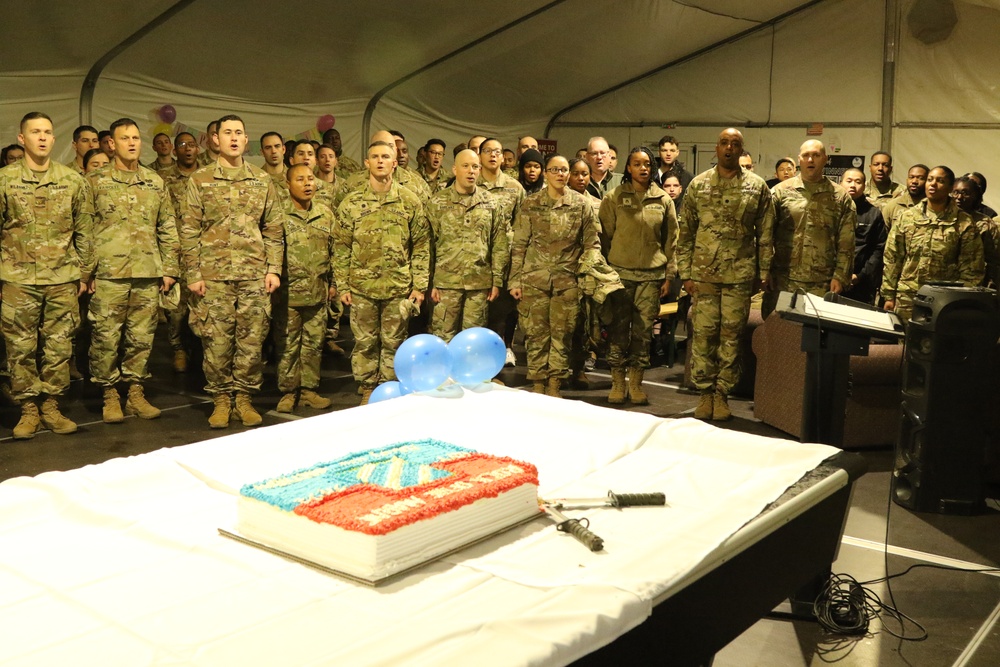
[540,491,667,552]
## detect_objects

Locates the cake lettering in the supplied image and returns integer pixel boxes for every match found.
[422,480,474,499]
[357,495,427,526]
[470,464,524,484]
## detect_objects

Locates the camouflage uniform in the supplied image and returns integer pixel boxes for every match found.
[65,159,86,177]
[865,179,903,210]
[478,172,526,345]
[273,200,335,393]
[509,189,601,381]
[417,165,450,196]
[313,177,344,345]
[678,167,774,394]
[148,159,175,175]
[335,154,363,183]
[599,181,678,369]
[881,191,922,229]
[973,212,1000,289]
[763,175,857,318]
[334,181,430,387]
[337,167,431,209]
[178,161,283,395]
[0,160,94,400]
[426,185,508,341]
[86,164,180,386]
[882,200,985,321]
[160,164,198,349]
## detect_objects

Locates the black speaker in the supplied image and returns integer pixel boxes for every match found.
[892,285,1000,514]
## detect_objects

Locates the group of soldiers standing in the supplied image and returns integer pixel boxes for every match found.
[0,111,992,439]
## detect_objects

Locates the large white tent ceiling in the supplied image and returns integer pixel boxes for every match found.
[3,0,1000,207]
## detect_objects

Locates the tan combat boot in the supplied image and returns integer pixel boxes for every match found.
[208,393,231,429]
[276,392,296,413]
[326,339,345,355]
[40,396,77,434]
[532,380,546,394]
[234,392,262,426]
[359,386,374,405]
[713,391,732,421]
[126,384,161,419]
[545,376,562,398]
[102,386,124,423]
[12,399,41,440]
[173,349,188,372]
[694,392,714,420]
[628,367,649,405]
[608,368,627,404]
[299,388,331,409]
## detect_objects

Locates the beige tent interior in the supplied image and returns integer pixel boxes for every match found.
[2,0,999,206]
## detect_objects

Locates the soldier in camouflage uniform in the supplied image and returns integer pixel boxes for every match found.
[160,132,202,372]
[334,140,430,404]
[477,138,526,365]
[179,115,283,428]
[881,164,928,229]
[951,175,1000,289]
[87,118,180,423]
[198,120,221,167]
[66,125,100,176]
[335,131,432,208]
[883,167,985,321]
[323,128,362,180]
[273,164,336,413]
[260,132,286,190]
[509,154,601,398]
[599,146,678,406]
[418,139,449,195]
[865,151,903,210]
[0,112,95,439]
[762,140,856,319]
[678,128,774,421]
[315,144,346,355]
[427,149,508,341]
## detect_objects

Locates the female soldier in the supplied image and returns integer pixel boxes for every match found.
[882,166,984,321]
[509,154,601,397]
[598,146,678,404]
[518,148,545,196]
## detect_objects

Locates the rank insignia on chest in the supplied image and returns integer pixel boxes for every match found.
[622,196,634,207]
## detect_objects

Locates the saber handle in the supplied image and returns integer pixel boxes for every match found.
[608,491,666,507]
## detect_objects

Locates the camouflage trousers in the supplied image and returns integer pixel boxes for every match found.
[761,277,829,319]
[605,279,660,370]
[88,278,160,387]
[273,297,326,393]
[190,279,271,395]
[166,282,191,348]
[892,290,915,323]
[0,281,79,400]
[349,293,412,387]
[430,288,489,343]
[690,281,752,394]
[518,284,580,381]
[326,296,343,341]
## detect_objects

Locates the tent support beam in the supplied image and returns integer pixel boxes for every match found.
[880,0,900,152]
[361,0,569,144]
[545,0,824,137]
[78,0,197,125]
[553,121,879,129]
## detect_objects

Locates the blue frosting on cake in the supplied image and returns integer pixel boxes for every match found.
[240,439,472,511]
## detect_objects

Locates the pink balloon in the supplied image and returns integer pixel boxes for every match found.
[159,104,177,123]
[317,114,336,132]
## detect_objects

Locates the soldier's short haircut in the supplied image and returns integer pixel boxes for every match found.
[930,165,955,186]
[174,132,195,148]
[954,174,982,198]
[424,138,446,152]
[368,140,395,151]
[621,146,657,184]
[452,143,467,158]
[502,148,515,157]
[910,163,930,175]
[871,150,892,164]
[260,131,283,147]
[658,135,678,148]
[216,115,244,131]
[322,128,341,142]
[291,139,314,153]
[969,171,988,194]
[153,132,170,143]
[207,119,220,133]
[389,130,405,140]
[109,118,139,137]
[317,144,336,155]
[98,130,111,142]
[19,111,53,131]
[478,138,501,153]
[285,163,313,181]
[73,125,99,142]
[841,167,866,183]
[775,157,795,171]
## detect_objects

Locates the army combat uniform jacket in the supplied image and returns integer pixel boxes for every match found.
[178,161,284,284]
[0,160,95,284]
[599,181,678,283]
[677,167,774,284]
[87,164,180,279]
[282,200,335,307]
[771,175,856,287]
[333,181,430,300]
[426,185,509,291]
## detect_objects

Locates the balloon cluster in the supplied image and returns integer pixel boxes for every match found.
[369,328,507,404]
[152,104,177,139]
[317,114,336,133]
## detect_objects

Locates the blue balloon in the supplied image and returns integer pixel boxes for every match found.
[394,334,452,392]
[369,381,404,404]
[448,327,506,384]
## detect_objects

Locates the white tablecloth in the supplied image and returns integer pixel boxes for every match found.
[0,386,838,666]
